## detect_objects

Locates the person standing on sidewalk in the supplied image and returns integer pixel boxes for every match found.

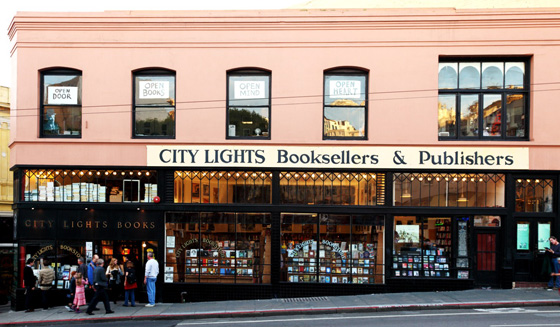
[77,257,88,283]
[85,259,114,315]
[38,259,55,311]
[144,252,159,307]
[87,255,99,287]
[123,260,137,307]
[547,236,560,290]
[23,258,37,313]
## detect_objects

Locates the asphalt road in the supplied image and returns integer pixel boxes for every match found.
[30,306,560,327]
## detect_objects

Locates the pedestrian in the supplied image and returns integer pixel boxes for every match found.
[547,236,560,290]
[123,260,137,307]
[87,255,99,287]
[85,258,114,315]
[77,257,88,283]
[73,272,88,313]
[65,271,77,312]
[23,258,37,313]
[144,251,159,307]
[38,259,55,311]
[106,257,123,304]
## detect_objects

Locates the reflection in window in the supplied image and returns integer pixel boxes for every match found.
[174,171,272,204]
[22,169,157,203]
[281,213,384,284]
[438,59,528,140]
[279,171,385,206]
[133,70,176,138]
[393,173,505,207]
[515,178,553,212]
[393,216,452,278]
[474,215,501,227]
[227,70,270,138]
[41,70,82,137]
[323,69,367,139]
[165,212,271,284]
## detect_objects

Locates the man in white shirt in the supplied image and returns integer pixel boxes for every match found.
[144,252,159,307]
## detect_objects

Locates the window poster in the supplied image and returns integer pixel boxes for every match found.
[538,223,551,250]
[47,86,78,105]
[164,266,174,283]
[458,221,468,257]
[329,80,361,99]
[234,81,265,99]
[139,80,169,99]
[396,225,420,243]
[517,223,530,250]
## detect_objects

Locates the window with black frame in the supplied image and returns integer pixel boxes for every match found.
[438,59,528,140]
[227,69,270,138]
[281,213,384,284]
[165,212,271,284]
[133,69,176,138]
[41,69,82,137]
[323,68,367,140]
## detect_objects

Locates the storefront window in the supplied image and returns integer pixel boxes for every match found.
[133,70,176,138]
[393,173,505,207]
[393,216,452,278]
[41,69,82,137]
[227,70,270,138]
[165,212,271,284]
[515,179,553,212]
[323,69,367,140]
[280,171,385,206]
[22,169,157,203]
[281,213,384,284]
[174,171,272,204]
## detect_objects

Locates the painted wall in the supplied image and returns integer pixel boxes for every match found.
[7,9,560,170]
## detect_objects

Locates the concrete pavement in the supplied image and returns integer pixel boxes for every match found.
[1,288,559,326]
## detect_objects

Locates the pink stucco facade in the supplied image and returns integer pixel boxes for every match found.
[7,8,560,169]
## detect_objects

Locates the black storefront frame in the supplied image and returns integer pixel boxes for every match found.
[13,166,558,305]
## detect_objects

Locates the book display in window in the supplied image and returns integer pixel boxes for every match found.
[392,251,450,278]
[285,232,382,284]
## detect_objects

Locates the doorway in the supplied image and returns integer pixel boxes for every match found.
[474,229,500,287]
[513,219,552,283]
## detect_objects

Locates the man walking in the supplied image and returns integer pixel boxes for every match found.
[144,252,159,307]
[85,258,114,315]
[547,236,560,290]
[23,258,36,312]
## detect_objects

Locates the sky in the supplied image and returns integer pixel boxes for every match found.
[0,0,305,89]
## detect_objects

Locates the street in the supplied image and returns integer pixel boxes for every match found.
[32,306,560,327]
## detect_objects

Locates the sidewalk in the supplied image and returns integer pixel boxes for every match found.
[1,288,559,326]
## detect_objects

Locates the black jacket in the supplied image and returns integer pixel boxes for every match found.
[93,265,108,288]
[24,265,36,288]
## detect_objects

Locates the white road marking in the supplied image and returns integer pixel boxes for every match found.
[176,309,560,325]
[490,325,560,327]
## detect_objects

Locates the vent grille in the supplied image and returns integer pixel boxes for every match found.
[282,297,328,303]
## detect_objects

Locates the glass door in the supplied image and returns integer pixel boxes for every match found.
[513,219,552,282]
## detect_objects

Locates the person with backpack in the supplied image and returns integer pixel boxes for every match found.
[123,260,137,307]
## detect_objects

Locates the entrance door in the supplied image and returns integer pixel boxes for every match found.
[474,229,500,286]
[513,220,552,282]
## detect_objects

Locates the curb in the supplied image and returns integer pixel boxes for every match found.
[2,300,559,326]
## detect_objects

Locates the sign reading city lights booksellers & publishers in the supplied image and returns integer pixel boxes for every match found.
[147,146,529,170]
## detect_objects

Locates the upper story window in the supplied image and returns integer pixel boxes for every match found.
[515,178,553,213]
[323,68,368,140]
[438,58,529,140]
[227,69,270,139]
[133,69,176,138]
[40,69,82,137]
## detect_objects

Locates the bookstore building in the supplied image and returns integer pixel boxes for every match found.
[16,144,552,303]
[9,8,560,306]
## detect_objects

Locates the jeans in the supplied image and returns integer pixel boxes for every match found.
[124,289,135,306]
[146,277,156,305]
[549,258,560,288]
